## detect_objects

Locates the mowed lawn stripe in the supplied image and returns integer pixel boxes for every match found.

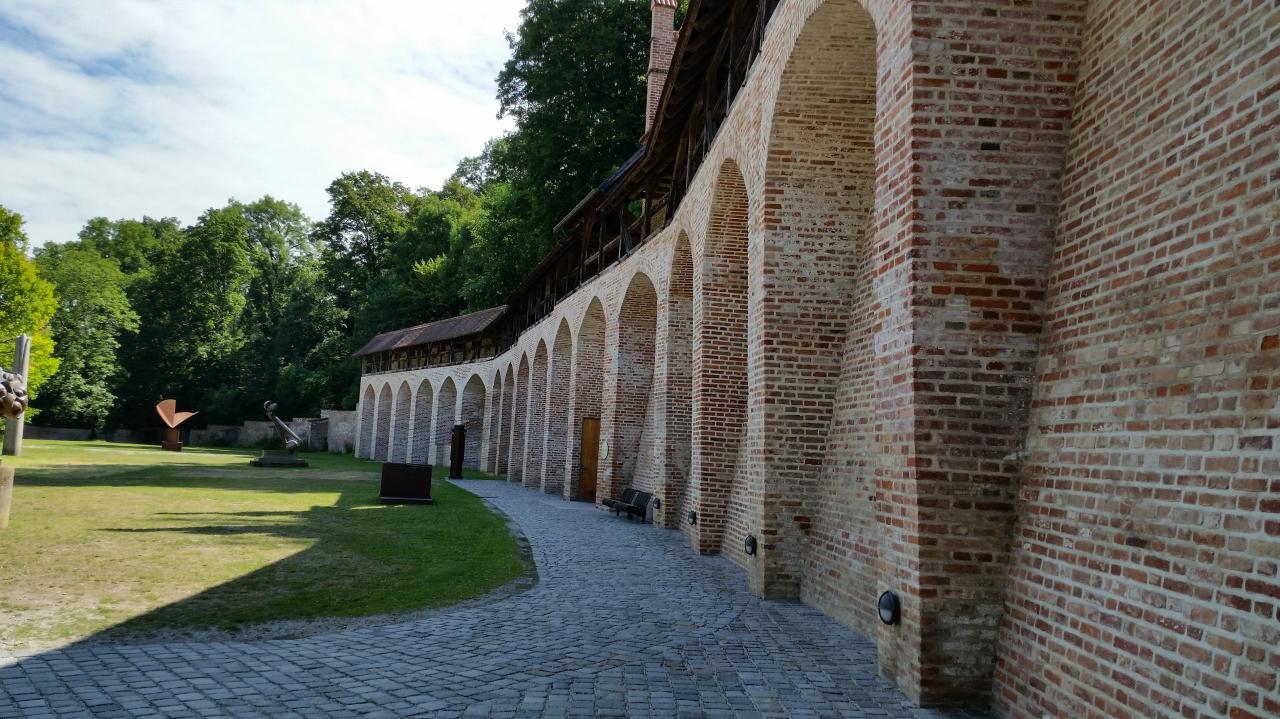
[0,440,524,652]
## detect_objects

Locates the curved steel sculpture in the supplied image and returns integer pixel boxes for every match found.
[264,400,302,453]
[251,400,309,467]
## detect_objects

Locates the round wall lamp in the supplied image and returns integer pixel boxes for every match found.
[877,590,900,625]
[687,510,697,525]
[744,534,757,556]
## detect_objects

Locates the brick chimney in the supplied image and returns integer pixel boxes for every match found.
[646,0,678,133]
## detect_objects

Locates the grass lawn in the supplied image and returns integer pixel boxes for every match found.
[0,440,525,653]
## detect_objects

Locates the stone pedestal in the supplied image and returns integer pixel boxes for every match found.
[250,450,309,468]
[0,463,13,529]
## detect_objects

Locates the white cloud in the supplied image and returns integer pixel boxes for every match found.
[0,0,524,246]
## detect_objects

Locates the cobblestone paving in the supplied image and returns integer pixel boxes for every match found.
[1,480,995,718]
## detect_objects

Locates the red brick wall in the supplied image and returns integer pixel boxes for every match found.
[645,0,677,133]
[994,2,1280,717]
[757,0,878,601]
[570,299,606,501]
[390,381,411,462]
[525,342,549,489]
[497,368,514,475]
[357,385,375,459]
[665,234,694,529]
[609,274,658,498]
[373,384,392,461]
[692,161,751,556]
[434,377,457,467]
[509,356,529,484]
[545,321,574,495]
[460,375,485,470]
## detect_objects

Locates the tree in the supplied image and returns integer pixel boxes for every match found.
[33,245,138,430]
[0,206,59,404]
[115,205,252,424]
[492,0,650,243]
[314,171,418,312]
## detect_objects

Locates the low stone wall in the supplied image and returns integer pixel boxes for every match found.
[21,426,94,441]
[321,410,355,453]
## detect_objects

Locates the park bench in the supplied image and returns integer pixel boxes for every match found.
[602,487,658,523]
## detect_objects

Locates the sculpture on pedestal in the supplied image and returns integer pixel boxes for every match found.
[1,366,28,528]
[250,400,309,467]
[155,399,198,451]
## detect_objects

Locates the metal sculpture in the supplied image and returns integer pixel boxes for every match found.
[0,366,27,422]
[155,399,198,452]
[0,365,26,529]
[250,400,309,467]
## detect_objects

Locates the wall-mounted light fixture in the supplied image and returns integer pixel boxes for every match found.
[687,510,697,525]
[744,534,757,556]
[877,590,900,625]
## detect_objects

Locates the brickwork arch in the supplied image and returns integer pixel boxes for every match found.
[411,378,434,464]
[497,366,515,475]
[434,376,457,467]
[569,298,607,501]
[373,383,392,461]
[524,341,549,490]
[544,319,573,496]
[509,355,530,484]
[486,368,504,472]
[460,374,486,470]
[693,159,753,563]
[665,232,694,531]
[357,385,375,458]
[751,0,884,619]
[390,381,412,462]
[604,272,658,506]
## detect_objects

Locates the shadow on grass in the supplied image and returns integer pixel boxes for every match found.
[4,457,528,646]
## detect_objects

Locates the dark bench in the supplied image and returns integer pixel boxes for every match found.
[602,488,658,523]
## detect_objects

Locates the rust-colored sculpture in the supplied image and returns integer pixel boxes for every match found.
[156,399,198,452]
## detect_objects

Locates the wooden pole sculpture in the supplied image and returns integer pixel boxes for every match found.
[2,334,30,457]
[0,361,29,528]
[155,399,198,451]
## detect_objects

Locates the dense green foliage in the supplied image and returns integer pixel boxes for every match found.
[0,207,59,406]
[7,0,652,430]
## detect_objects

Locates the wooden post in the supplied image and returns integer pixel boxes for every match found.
[2,334,30,457]
[0,462,12,529]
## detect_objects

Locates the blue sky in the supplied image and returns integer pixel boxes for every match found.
[0,0,523,247]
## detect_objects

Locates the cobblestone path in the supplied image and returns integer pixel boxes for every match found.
[1,479,995,718]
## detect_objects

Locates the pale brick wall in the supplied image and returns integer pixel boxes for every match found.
[460,374,485,470]
[352,0,1278,712]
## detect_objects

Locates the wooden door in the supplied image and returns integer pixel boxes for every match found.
[577,417,600,502]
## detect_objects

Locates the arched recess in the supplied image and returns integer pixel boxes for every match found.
[509,355,530,483]
[358,385,375,458]
[487,368,504,472]
[434,376,457,467]
[666,233,694,530]
[570,298,606,501]
[373,383,393,461]
[524,341,549,489]
[760,0,881,613]
[607,272,658,504]
[460,374,486,470]
[498,365,515,475]
[390,381,412,462]
[544,319,573,495]
[694,159,751,558]
[411,378,433,464]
